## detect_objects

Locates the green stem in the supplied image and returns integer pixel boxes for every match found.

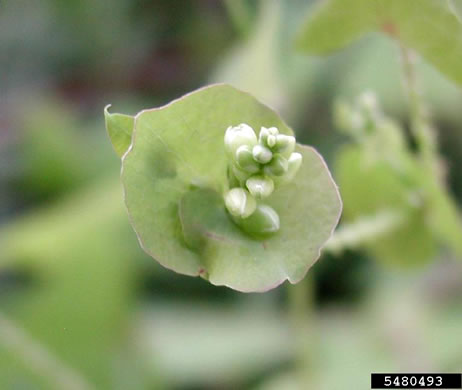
[400,45,420,139]
[223,0,252,38]
[287,275,313,386]
[399,44,437,174]
[287,209,407,384]
[325,209,406,254]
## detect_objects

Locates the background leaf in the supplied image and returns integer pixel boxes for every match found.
[0,178,138,387]
[335,146,437,266]
[120,84,342,292]
[296,0,462,86]
[448,0,462,22]
[295,0,376,55]
[211,0,286,111]
[417,172,462,256]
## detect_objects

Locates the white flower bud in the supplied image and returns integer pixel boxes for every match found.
[224,123,257,156]
[264,153,288,176]
[252,144,273,164]
[259,127,270,145]
[239,204,280,234]
[231,165,252,183]
[284,152,302,181]
[224,188,256,219]
[259,126,279,147]
[235,145,260,173]
[246,175,274,199]
[267,135,277,147]
[274,134,295,156]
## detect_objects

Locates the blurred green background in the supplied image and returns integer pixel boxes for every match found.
[1,1,461,389]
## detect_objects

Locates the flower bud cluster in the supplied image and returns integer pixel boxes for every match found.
[223,123,302,234]
[335,92,407,167]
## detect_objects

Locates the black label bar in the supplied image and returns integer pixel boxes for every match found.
[371,373,462,389]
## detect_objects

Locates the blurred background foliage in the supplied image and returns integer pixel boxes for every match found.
[1,0,461,389]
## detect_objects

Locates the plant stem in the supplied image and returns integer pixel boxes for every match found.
[287,274,314,386]
[223,0,253,38]
[287,208,406,384]
[399,44,437,174]
[325,209,406,254]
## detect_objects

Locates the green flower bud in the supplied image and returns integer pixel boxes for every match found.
[239,204,280,235]
[273,134,295,156]
[259,126,279,147]
[252,144,273,164]
[259,127,270,145]
[224,188,256,219]
[224,123,257,156]
[227,166,240,188]
[246,175,274,199]
[284,152,302,181]
[264,153,288,176]
[267,134,277,147]
[231,165,252,184]
[235,145,260,173]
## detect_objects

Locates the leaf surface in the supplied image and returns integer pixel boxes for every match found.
[105,105,135,158]
[296,0,462,86]
[120,84,342,292]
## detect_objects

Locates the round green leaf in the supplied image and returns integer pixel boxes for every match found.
[296,0,462,87]
[120,84,341,292]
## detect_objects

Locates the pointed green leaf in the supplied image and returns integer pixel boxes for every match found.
[296,0,462,86]
[104,105,135,158]
[119,84,342,292]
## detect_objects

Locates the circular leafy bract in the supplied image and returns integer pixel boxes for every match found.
[121,84,341,292]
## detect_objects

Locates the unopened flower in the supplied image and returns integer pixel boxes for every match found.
[284,152,303,181]
[267,134,277,147]
[264,153,288,176]
[240,204,280,234]
[274,134,295,156]
[235,145,260,173]
[224,188,256,218]
[259,126,279,147]
[224,123,257,156]
[252,144,273,164]
[224,123,303,235]
[246,175,274,199]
